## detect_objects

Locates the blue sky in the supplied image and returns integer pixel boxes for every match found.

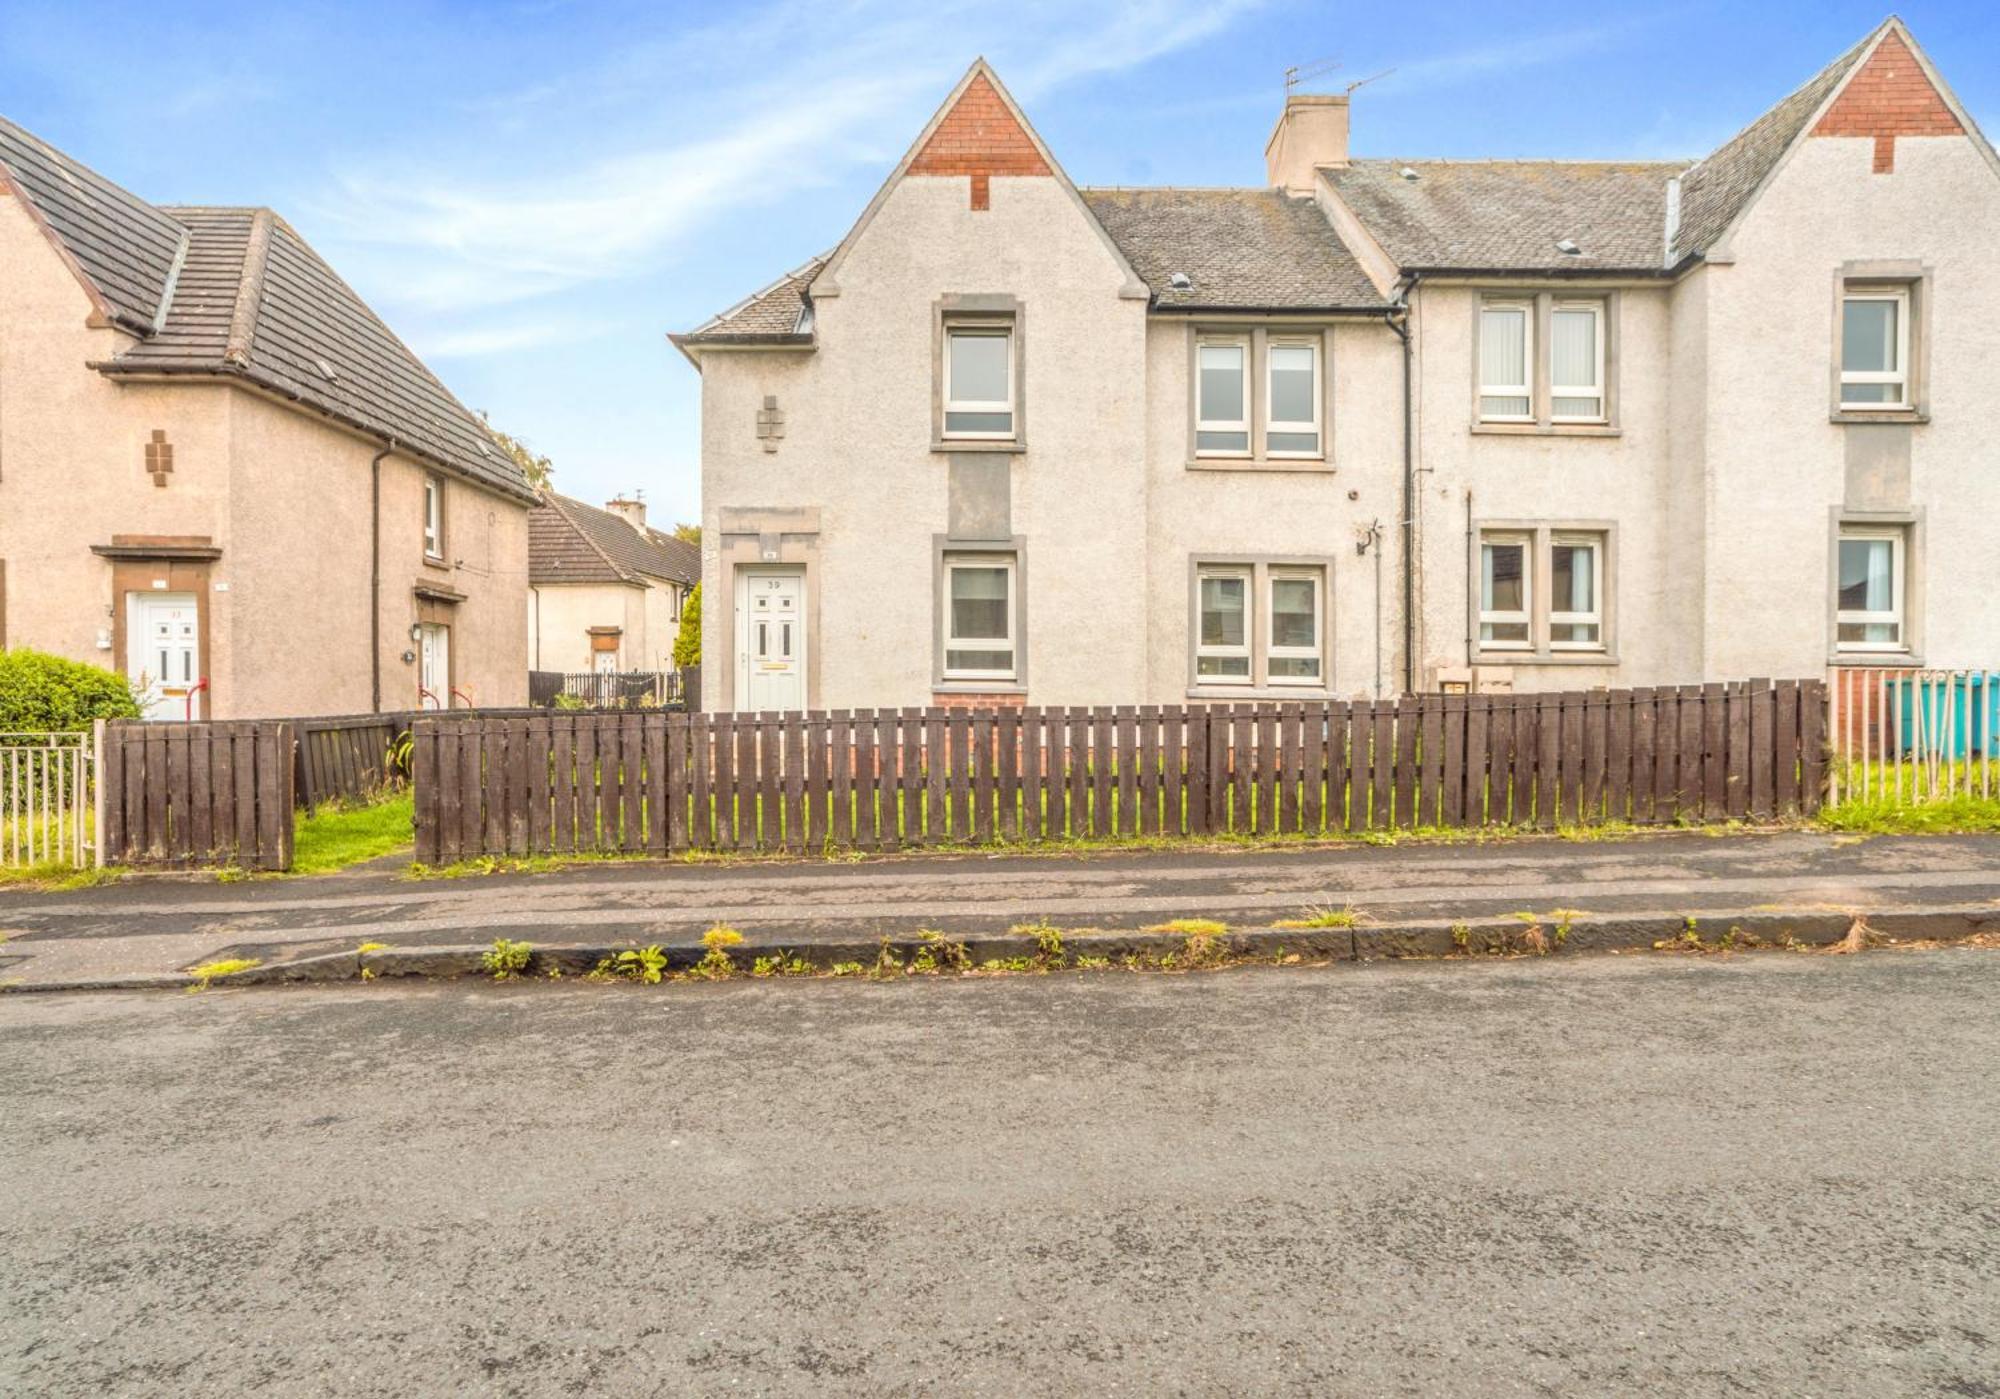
[3,1,1993,526]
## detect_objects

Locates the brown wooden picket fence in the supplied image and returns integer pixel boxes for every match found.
[99,720,296,870]
[412,679,1825,864]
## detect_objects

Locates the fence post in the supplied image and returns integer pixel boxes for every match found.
[91,719,107,868]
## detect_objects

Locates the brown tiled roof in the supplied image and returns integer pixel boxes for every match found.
[675,255,826,346]
[1670,31,1874,264]
[1080,187,1389,310]
[0,114,187,334]
[0,114,530,501]
[1326,160,1689,275]
[531,493,698,587]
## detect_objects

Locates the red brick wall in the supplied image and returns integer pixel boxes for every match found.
[1812,32,1962,172]
[931,691,1027,711]
[908,72,1050,207]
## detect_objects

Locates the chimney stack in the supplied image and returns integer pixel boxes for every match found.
[606,495,647,531]
[1265,92,1350,195]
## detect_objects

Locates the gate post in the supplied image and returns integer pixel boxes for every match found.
[91,718,107,869]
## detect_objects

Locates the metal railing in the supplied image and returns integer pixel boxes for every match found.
[1827,667,1999,806]
[529,670,689,710]
[1,731,94,868]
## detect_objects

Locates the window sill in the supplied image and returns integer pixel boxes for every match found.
[1471,651,1619,667]
[1830,410,1928,426]
[1470,422,1620,438]
[1829,651,1919,667]
[1186,458,1333,474]
[1186,686,1336,701]
[933,439,1026,455]
[422,555,452,572]
[934,680,1026,694]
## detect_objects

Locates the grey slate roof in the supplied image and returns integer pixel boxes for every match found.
[531,493,699,587]
[675,255,825,345]
[0,115,529,501]
[1080,187,1389,309]
[0,115,187,334]
[1325,160,1690,274]
[1670,31,1873,264]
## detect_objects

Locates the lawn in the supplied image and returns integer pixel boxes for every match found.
[291,791,416,875]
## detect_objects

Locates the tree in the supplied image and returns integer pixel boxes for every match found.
[671,522,700,547]
[673,584,702,668]
[477,411,553,491]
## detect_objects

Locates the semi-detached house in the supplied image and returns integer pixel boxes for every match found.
[673,18,1999,714]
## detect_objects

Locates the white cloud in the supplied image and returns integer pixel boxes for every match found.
[307,0,1261,316]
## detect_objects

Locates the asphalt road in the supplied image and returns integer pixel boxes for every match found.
[3,951,1998,1396]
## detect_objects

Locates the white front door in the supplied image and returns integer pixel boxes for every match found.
[127,593,200,721]
[737,568,805,711]
[419,623,450,708]
[593,650,618,675]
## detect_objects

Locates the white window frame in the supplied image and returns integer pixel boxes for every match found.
[1479,533,1533,651]
[941,553,1017,681]
[942,323,1015,441]
[423,474,444,560]
[1195,335,1252,458]
[1835,526,1906,653]
[1547,534,1603,651]
[1477,301,1534,423]
[1265,567,1323,684]
[1839,288,1911,411]
[1194,565,1253,681]
[1548,300,1606,424]
[1264,337,1322,458]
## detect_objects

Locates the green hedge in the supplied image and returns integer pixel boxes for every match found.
[0,649,143,733]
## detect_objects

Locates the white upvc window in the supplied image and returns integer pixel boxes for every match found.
[423,473,444,559]
[1548,535,1602,649]
[1195,567,1252,679]
[943,324,1015,439]
[942,553,1016,680]
[1549,301,1606,422]
[1840,288,1910,410]
[1265,339,1321,457]
[1266,568,1322,683]
[1836,527,1905,652]
[1195,337,1251,455]
[1479,534,1532,649]
[1478,302,1533,422]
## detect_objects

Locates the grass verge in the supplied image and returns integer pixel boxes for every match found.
[1819,794,2000,835]
[291,790,416,876]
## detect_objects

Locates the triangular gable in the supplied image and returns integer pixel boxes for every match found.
[811,59,1148,301]
[1689,18,2000,262]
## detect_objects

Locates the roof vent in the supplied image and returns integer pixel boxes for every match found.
[313,357,338,381]
[1167,271,1194,291]
[1555,238,1583,257]
[1398,165,1419,181]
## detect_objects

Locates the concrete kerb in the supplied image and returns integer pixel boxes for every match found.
[7,904,1992,993]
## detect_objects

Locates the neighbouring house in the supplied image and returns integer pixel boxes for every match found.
[0,116,534,720]
[672,18,1999,712]
[527,491,698,673]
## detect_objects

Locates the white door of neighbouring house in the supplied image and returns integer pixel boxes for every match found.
[737,567,805,710]
[127,593,200,720]
[419,623,450,708]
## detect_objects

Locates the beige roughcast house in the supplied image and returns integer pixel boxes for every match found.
[674,18,1999,714]
[0,116,534,719]
[528,491,698,674]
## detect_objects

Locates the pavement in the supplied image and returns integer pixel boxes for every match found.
[3,951,1997,1395]
[3,829,2000,987]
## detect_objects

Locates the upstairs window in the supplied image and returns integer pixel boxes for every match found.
[1265,340,1321,456]
[1195,338,1250,455]
[1840,289,1909,410]
[1478,302,1533,421]
[1549,302,1605,422]
[423,473,444,560]
[943,324,1014,439]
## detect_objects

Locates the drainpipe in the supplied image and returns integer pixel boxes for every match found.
[1385,273,1419,694]
[369,445,392,712]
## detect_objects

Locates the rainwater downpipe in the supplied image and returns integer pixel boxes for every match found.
[369,444,393,713]
[1385,274,1419,694]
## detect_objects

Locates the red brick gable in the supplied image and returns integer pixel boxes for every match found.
[908,71,1052,209]
[1812,30,1963,172]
